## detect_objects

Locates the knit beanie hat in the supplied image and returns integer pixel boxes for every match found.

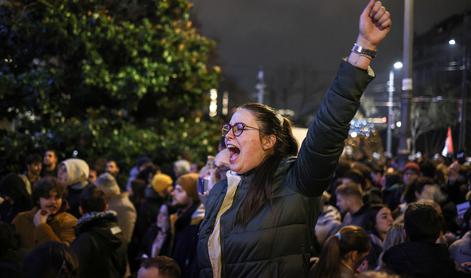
[151,173,173,194]
[403,162,420,174]
[95,173,120,195]
[176,173,199,202]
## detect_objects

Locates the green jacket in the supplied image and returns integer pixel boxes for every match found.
[197,61,373,278]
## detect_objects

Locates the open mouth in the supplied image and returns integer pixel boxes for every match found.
[227,145,240,163]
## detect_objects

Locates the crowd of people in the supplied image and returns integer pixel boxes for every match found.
[2,143,471,278]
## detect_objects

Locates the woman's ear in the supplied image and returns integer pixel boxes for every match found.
[261,134,276,151]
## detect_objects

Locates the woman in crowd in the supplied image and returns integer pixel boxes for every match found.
[364,204,394,269]
[197,0,391,276]
[311,225,371,278]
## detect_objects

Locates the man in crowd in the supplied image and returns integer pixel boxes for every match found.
[41,149,58,177]
[137,256,181,278]
[72,186,127,278]
[12,177,77,250]
[95,172,137,244]
[19,154,42,196]
[382,202,456,277]
[336,181,369,229]
[57,158,91,218]
[106,160,120,178]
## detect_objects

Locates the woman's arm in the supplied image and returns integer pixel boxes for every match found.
[290,0,391,197]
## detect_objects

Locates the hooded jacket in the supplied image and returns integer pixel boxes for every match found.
[60,159,90,218]
[72,211,127,278]
[197,61,373,278]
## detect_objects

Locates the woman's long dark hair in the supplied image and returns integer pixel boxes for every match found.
[235,103,298,226]
[312,225,370,278]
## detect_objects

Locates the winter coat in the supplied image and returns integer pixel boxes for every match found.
[72,211,127,278]
[0,173,32,223]
[197,61,373,278]
[382,241,456,278]
[172,203,204,278]
[12,207,77,250]
[108,192,137,244]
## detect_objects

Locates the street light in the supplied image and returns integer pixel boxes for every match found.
[449,39,456,46]
[386,61,403,157]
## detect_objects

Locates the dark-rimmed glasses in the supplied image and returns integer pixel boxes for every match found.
[221,122,260,137]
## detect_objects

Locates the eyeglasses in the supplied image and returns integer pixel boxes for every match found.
[221,122,260,137]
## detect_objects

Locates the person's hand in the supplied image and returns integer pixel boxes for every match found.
[34,209,50,226]
[357,0,392,50]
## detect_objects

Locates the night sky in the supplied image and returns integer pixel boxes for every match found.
[191,0,471,120]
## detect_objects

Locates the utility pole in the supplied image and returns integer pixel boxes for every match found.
[387,70,395,157]
[398,0,414,165]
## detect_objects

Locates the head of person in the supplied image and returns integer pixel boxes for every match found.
[137,256,181,278]
[171,173,199,208]
[151,173,173,197]
[404,202,443,243]
[79,186,107,214]
[32,177,66,215]
[95,172,121,196]
[106,160,120,177]
[313,225,371,278]
[43,150,58,169]
[223,103,298,225]
[341,169,367,190]
[173,160,191,178]
[402,162,420,186]
[365,204,394,240]
[413,176,439,202]
[57,159,89,187]
[88,169,97,184]
[382,223,406,253]
[25,153,42,177]
[22,241,79,278]
[335,182,363,214]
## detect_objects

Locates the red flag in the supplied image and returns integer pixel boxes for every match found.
[441,127,454,156]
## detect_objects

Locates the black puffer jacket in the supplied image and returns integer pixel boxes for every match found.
[72,211,127,278]
[197,61,373,278]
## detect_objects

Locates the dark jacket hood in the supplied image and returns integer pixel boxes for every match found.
[76,210,122,249]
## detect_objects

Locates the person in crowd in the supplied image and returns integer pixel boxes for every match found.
[382,202,456,277]
[0,173,32,223]
[12,177,77,250]
[336,182,370,229]
[137,256,181,278]
[72,186,127,278]
[19,153,43,196]
[125,156,153,193]
[42,149,58,177]
[386,162,421,216]
[106,160,120,178]
[376,223,406,270]
[95,173,136,244]
[395,176,442,225]
[381,169,401,211]
[57,158,91,218]
[197,1,392,276]
[173,159,191,178]
[156,173,203,277]
[0,222,22,277]
[364,204,393,270]
[129,170,169,263]
[88,168,97,184]
[315,192,342,246]
[449,206,471,274]
[22,241,79,278]
[311,225,371,278]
